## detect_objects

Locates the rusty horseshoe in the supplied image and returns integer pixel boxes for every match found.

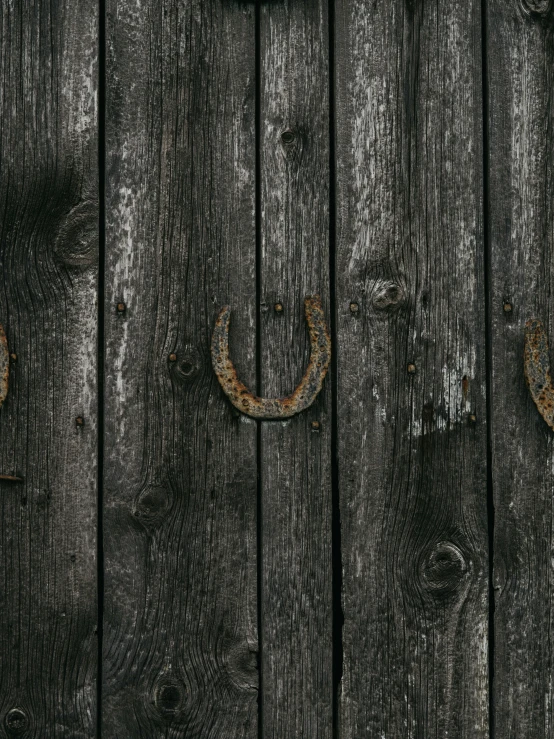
[0,324,8,411]
[524,319,554,430]
[211,295,331,419]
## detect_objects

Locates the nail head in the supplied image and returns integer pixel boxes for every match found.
[76,417,84,427]
[407,363,416,375]
[274,303,284,314]
[349,302,359,314]
[169,353,177,362]
[503,302,513,314]
[117,302,126,313]
[311,420,321,431]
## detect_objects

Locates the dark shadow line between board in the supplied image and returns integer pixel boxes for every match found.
[255,3,264,737]
[97,0,106,735]
[481,0,495,734]
[328,0,344,736]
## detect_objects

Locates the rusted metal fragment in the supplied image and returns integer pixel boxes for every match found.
[524,319,554,430]
[0,324,8,411]
[211,295,331,419]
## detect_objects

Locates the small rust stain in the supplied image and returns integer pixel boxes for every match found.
[0,324,8,410]
[524,319,554,430]
[211,295,331,419]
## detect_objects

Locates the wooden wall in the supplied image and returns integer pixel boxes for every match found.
[0,0,553,736]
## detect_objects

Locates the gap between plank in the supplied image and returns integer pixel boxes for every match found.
[328,0,344,736]
[97,0,107,734]
[255,3,264,737]
[481,0,496,734]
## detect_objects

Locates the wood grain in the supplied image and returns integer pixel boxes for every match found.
[259,0,333,736]
[0,0,99,736]
[487,0,554,734]
[334,0,490,735]
[103,1,258,736]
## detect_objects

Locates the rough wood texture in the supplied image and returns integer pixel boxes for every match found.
[103,1,258,736]
[0,1,99,736]
[335,0,490,735]
[259,1,333,735]
[487,1,554,734]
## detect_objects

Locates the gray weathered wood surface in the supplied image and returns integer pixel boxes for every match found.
[103,1,258,736]
[334,0,490,735]
[0,1,99,736]
[259,0,333,736]
[487,0,554,735]
[5,0,554,735]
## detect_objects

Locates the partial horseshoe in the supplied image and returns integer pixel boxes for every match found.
[524,318,554,430]
[0,324,8,411]
[211,295,331,419]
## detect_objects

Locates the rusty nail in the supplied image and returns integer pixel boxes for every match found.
[117,302,126,313]
[503,302,513,314]
[211,295,331,420]
[311,420,321,431]
[468,413,477,424]
[169,353,177,362]
[0,474,24,482]
[274,303,284,314]
[76,417,84,427]
[407,363,416,375]
[349,302,359,314]
[524,319,554,430]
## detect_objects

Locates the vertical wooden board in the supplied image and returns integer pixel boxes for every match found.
[259,2,333,736]
[103,1,258,737]
[487,1,554,734]
[0,1,98,736]
[335,0,489,736]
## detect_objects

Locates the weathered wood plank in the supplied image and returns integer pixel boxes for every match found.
[0,1,99,735]
[103,2,258,737]
[259,1,333,736]
[487,1,554,734]
[334,0,490,735]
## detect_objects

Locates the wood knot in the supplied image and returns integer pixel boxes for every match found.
[225,640,259,691]
[279,126,304,166]
[154,677,186,717]
[519,0,552,15]
[420,541,468,596]
[5,708,28,736]
[169,349,201,383]
[371,279,406,313]
[133,484,172,528]
[53,200,98,267]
